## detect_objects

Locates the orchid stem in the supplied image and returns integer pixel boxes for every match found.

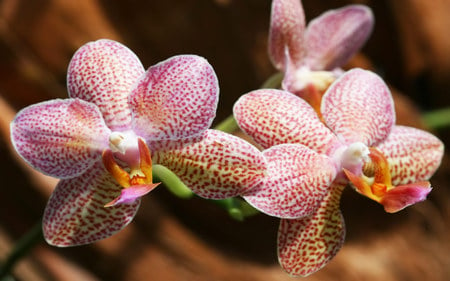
[152,164,259,220]
[260,71,283,89]
[422,107,450,129]
[0,221,43,279]
[210,197,259,221]
[152,164,194,199]
[214,114,239,133]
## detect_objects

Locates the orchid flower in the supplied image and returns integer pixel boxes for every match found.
[234,68,444,276]
[10,39,266,247]
[269,0,373,112]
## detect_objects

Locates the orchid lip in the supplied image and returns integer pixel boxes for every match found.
[343,147,394,201]
[343,147,432,212]
[104,183,160,208]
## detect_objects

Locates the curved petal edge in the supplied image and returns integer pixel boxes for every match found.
[277,181,346,277]
[43,162,140,246]
[234,89,339,154]
[305,5,374,70]
[10,99,110,179]
[243,144,337,218]
[130,55,219,141]
[321,68,395,146]
[152,129,266,199]
[67,39,145,131]
[377,125,444,185]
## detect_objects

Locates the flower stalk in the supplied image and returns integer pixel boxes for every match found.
[152,164,194,199]
[422,107,450,129]
[213,114,239,133]
[0,221,43,279]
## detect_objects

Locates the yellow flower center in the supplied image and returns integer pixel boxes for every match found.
[102,135,154,189]
[343,147,393,202]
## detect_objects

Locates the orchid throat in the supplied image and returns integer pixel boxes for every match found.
[102,131,160,207]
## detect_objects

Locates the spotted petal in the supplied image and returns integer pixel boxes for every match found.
[67,39,145,131]
[43,162,140,246]
[243,144,337,219]
[269,0,306,70]
[10,99,110,179]
[377,125,444,185]
[305,5,374,70]
[129,55,219,141]
[151,129,266,199]
[321,68,395,146]
[277,181,346,277]
[234,89,339,154]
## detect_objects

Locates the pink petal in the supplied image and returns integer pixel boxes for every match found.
[10,99,110,179]
[321,68,395,146]
[268,0,306,71]
[104,183,160,207]
[305,5,374,70]
[43,162,140,246]
[67,39,145,131]
[243,144,337,218]
[377,125,444,185]
[233,89,340,154]
[381,181,432,213]
[129,55,219,140]
[277,181,346,277]
[151,129,266,199]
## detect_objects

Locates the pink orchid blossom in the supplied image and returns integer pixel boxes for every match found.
[234,68,444,276]
[269,0,374,111]
[11,39,266,247]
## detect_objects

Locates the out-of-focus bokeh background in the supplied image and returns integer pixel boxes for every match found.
[0,0,449,280]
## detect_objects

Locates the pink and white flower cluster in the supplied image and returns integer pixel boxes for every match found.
[9,0,444,278]
[231,0,444,276]
[234,68,443,276]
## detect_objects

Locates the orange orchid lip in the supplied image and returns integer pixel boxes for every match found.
[102,137,160,207]
[344,147,431,212]
[102,149,131,188]
[343,147,393,202]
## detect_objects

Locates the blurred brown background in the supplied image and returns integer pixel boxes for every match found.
[0,0,449,280]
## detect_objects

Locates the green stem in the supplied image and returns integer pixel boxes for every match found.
[422,107,450,129]
[152,164,194,199]
[260,72,283,89]
[213,114,239,133]
[209,197,259,221]
[0,221,43,279]
[152,164,258,220]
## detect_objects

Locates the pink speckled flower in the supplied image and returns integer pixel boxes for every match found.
[269,0,373,111]
[11,39,266,247]
[234,68,444,276]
